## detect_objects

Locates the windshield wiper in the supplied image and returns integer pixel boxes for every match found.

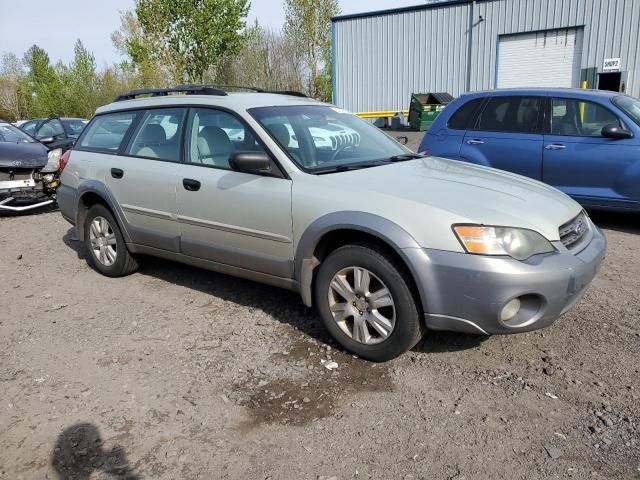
[314,161,389,175]
[388,153,424,162]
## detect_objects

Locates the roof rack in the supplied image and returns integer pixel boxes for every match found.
[199,84,308,98]
[114,85,228,102]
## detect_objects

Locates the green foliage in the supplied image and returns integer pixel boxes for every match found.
[284,0,340,101]
[133,0,251,84]
[0,1,340,121]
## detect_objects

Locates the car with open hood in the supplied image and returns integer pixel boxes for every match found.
[56,86,606,361]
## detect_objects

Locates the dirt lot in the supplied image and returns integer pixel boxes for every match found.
[1,139,640,479]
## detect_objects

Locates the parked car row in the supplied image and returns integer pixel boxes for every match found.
[0,116,87,212]
[56,85,607,361]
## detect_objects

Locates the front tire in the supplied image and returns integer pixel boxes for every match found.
[314,244,423,361]
[84,204,138,277]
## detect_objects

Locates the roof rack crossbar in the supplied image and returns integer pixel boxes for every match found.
[114,85,228,102]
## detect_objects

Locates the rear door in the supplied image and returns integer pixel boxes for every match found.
[78,108,184,252]
[543,97,640,208]
[419,96,485,158]
[459,95,544,179]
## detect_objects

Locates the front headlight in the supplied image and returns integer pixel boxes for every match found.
[453,225,555,261]
[43,148,63,173]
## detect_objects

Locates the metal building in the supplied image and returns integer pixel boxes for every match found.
[331,0,640,114]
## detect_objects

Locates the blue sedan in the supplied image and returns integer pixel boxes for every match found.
[418,88,640,212]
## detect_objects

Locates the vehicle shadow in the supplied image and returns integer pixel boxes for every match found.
[62,227,484,354]
[51,422,138,480]
[588,209,640,235]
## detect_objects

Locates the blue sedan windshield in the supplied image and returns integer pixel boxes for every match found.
[0,123,36,143]
[612,95,640,127]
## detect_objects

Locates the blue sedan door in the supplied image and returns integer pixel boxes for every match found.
[543,97,640,209]
[459,95,544,179]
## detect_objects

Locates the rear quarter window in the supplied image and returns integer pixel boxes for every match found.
[447,98,484,130]
[79,112,138,151]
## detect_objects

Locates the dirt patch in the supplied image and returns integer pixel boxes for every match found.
[235,339,392,427]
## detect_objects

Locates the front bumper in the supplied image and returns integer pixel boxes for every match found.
[404,226,607,335]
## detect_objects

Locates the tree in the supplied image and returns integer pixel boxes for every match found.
[60,40,100,118]
[112,10,168,88]
[130,0,251,84]
[0,53,29,120]
[23,44,65,116]
[283,0,339,101]
[223,21,305,92]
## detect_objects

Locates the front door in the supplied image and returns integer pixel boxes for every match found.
[175,107,294,278]
[459,95,544,179]
[543,97,640,209]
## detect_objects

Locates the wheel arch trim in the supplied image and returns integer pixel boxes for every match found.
[294,211,425,309]
[75,181,132,243]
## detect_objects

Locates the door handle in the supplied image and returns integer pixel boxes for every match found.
[182,178,201,191]
[110,168,124,179]
[545,144,566,150]
[466,139,485,145]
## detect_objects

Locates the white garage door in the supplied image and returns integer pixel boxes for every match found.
[497,28,583,89]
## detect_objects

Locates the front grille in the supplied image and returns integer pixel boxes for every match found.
[0,168,34,182]
[559,212,590,250]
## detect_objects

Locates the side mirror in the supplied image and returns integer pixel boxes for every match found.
[39,136,55,144]
[229,151,276,176]
[601,124,632,139]
[396,135,409,146]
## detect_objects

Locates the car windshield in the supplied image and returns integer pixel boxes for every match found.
[0,123,36,143]
[249,105,412,173]
[63,118,88,136]
[612,95,640,126]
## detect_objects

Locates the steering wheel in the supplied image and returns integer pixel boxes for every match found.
[328,143,356,163]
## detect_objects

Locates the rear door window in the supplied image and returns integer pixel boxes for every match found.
[125,108,186,161]
[447,98,484,130]
[79,112,138,151]
[476,96,541,133]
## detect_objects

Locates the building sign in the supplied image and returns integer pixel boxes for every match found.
[603,58,621,72]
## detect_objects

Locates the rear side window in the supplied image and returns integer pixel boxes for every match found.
[125,108,186,161]
[476,96,541,133]
[447,98,484,130]
[21,121,37,135]
[79,112,137,151]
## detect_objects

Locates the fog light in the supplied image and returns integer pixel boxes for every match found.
[500,298,521,323]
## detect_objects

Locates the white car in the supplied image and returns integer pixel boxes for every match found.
[56,86,606,361]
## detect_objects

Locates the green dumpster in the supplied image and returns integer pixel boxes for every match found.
[408,92,454,131]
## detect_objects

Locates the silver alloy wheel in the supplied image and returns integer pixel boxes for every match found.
[89,216,117,267]
[327,266,396,345]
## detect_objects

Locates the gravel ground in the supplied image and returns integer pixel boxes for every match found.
[1,137,639,479]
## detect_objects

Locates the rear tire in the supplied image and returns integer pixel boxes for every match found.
[314,244,423,362]
[83,204,138,277]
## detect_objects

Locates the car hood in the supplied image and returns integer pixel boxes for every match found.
[318,157,582,242]
[0,142,48,169]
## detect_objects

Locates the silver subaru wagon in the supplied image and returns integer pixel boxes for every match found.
[57,85,606,361]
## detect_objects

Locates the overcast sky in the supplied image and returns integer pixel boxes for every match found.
[1,0,422,67]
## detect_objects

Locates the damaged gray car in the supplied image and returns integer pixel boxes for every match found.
[0,120,63,212]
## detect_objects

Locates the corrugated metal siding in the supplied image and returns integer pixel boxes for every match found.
[333,0,640,112]
[334,2,470,112]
